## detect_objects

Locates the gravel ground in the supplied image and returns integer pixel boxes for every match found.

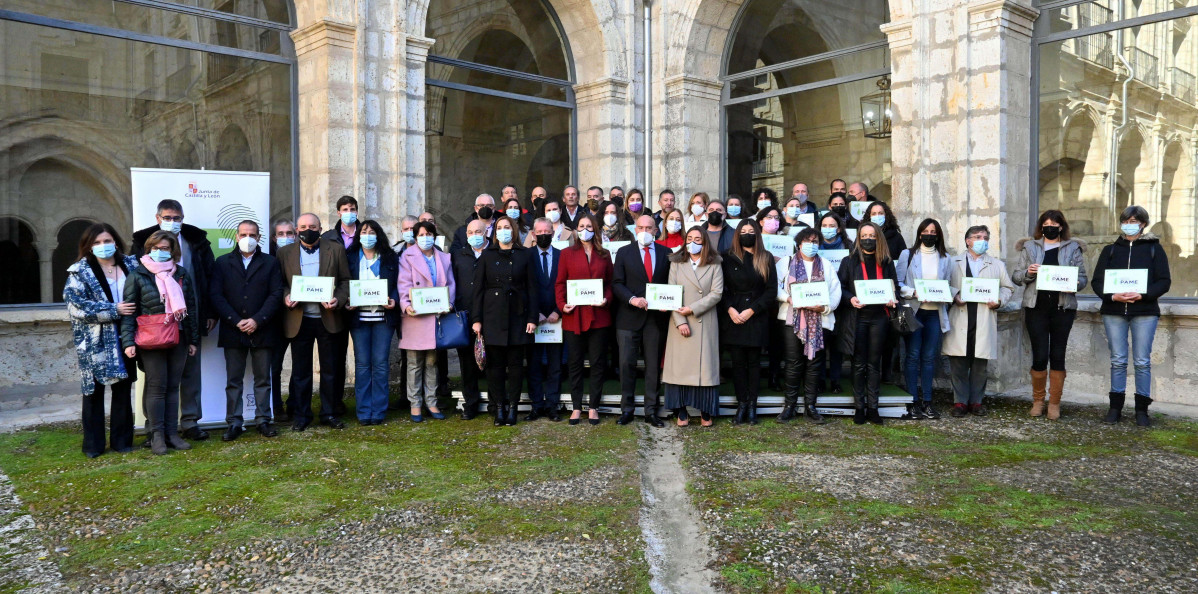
[0,470,64,593]
[481,464,624,504]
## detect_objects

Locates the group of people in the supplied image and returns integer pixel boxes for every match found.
[65,181,1172,457]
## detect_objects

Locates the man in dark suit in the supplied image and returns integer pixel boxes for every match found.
[319,195,360,418]
[612,214,672,427]
[209,220,284,441]
[560,185,585,229]
[278,213,351,431]
[450,219,489,419]
[526,217,563,422]
[450,193,496,252]
[131,198,217,441]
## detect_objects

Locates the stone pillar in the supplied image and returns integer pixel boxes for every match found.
[36,240,54,303]
[660,74,723,201]
[574,77,634,190]
[403,35,435,217]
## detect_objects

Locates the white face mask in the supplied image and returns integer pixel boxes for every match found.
[690,204,705,217]
[667,220,682,233]
[546,210,561,223]
[238,236,258,253]
[577,229,595,242]
[637,231,655,246]
[604,214,618,226]
[687,242,703,255]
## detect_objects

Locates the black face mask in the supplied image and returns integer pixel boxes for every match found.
[298,229,320,245]
[831,205,847,217]
[532,198,545,212]
[707,212,724,227]
[920,234,937,248]
[611,196,624,208]
[477,206,494,220]
[586,198,600,211]
[738,233,757,248]
[1041,226,1061,240]
[535,234,553,249]
[858,238,877,252]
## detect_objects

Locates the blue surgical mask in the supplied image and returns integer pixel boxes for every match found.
[403,230,415,244]
[341,212,357,226]
[417,235,435,251]
[496,228,514,244]
[92,243,116,259]
[821,227,838,240]
[971,239,989,255]
[871,215,887,227]
[276,237,294,248]
[149,249,172,262]
[757,199,771,210]
[360,234,377,249]
[687,242,703,255]
[727,204,741,217]
[1121,223,1142,237]
[786,206,801,220]
[159,221,181,234]
[800,243,819,258]
[467,235,486,249]
[506,208,521,219]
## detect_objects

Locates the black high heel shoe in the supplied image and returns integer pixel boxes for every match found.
[569,409,581,425]
[588,409,600,426]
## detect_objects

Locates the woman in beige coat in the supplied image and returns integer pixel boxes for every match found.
[663,226,725,427]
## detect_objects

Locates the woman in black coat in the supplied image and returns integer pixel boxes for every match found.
[471,216,540,426]
[837,221,898,426]
[720,219,778,424]
[865,200,907,385]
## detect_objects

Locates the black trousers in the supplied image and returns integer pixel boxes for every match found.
[822,328,844,386]
[852,311,889,409]
[768,317,786,384]
[289,317,339,423]
[485,344,526,408]
[140,343,188,434]
[566,327,608,410]
[728,346,762,404]
[783,328,825,406]
[456,329,483,413]
[617,323,664,414]
[224,346,272,427]
[81,372,134,455]
[270,337,291,417]
[1026,305,1076,372]
[528,343,563,411]
[328,329,349,416]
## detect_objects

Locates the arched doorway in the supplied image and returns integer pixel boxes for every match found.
[0,218,39,305]
[53,219,97,302]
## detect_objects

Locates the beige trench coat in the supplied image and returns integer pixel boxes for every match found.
[943,252,1015,360]
[662,259,725,387]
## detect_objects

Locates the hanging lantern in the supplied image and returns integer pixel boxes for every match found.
[859,76,892,139]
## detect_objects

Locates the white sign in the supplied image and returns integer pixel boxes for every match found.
[1036,265,1078,293]
[790,282,829,308]
[567,279,605,306]
[849,201,871,221]
[534,320,563,344]
[961,277,1000,303]
[725,218,741,230]
[434,236,447,252]
[798,213,815,228]
[291,276,334,303]
[410,286,450,314]
[646,283,683,311]
[1103,269,1149,294]
[350,279,389,307]
[761,234,796,259]
[845,228,858,242]
[785,225,803,237]
[855,279,895,305]
[551,239,572,251]
[819,249,850,269]
[913,279,952,302]
[603,240,631,263]
[131,168,271,428]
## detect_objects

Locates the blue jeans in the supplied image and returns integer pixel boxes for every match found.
[1102,314,1158,397]
[351,322,392,422]
[904,308,943,402]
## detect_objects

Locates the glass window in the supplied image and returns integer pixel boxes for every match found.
[1039,1,1198,36]
[726,0,889,76]
[0,15,294,305]
[1038,15,1198,295]
[426,0,569,81]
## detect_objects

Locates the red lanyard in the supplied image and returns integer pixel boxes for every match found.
[860,260,882,280]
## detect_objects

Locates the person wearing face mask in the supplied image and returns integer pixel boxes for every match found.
[684,191,710,228]
[653,189,677,228]
[864,200,907,386]
[524,197,575,248]
[121,230,200,454]
[555,213,614,425]
[789,183,818,216]
[656,208,686,251]
[130,199,216,442]
[609,185,625,209]
[393,215,419,253]
[725,195,744,221]
[781,197,811,233]
[826,192,856,229]
[720,220,778,425]
[317,195,362,418]
[1091,206,1171,427]
[398,221,453,424]
[836,222,898,425]
[209,220,284,441]
[268,220,297,422]
[451,219,490,419]
[526,218,565,422]
[663,227,725,427]
[756,205,786,391]
[894,218,953,420]
[1011,211,1088,421]
[504,197,532,245]
[623,188,648,223]
[944,225,1014,418]
[473,216,540,426]
[752,187,777,219]
[757,206,784,236]
[585,186,606,218]
[529,186,549,218]
[65,223,139,457]
[601,200,634,243]
[451,193,498,252]
[779,228,842,423]
[704,199,735,254]
[612,215,672,426]
[817,211,852,393]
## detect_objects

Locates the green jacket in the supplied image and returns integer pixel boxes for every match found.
[119,264,201,349]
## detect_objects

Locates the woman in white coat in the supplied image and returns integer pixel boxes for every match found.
[662,226,725,427]
[778,228,841,423]
[895,218,954,420]
[944,224,1015,417]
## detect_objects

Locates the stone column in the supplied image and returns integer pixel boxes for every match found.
[574,77,634,190]
[660,74,723,201]
[403,35,435,217]
[36,240,54,303]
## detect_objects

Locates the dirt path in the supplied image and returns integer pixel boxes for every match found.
[636,425,720,594]
[0,469,63,593]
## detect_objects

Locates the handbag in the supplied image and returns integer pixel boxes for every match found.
[473,334,487,371]
[134,313,180,350]
[888,304,923,336]
[435,311,471,350]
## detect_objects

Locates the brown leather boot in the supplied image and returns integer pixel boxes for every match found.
[1047,370,1066,420]
[1029,369,1048,417]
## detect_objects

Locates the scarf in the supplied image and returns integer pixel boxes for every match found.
[138,255,188,320]
[821,235,844,250]
[603,224,622,240]
[790,255,825,359]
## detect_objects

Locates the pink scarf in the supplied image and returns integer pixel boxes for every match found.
[139,255,188,320]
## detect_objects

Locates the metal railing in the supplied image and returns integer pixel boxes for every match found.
[1075,33,1115,69]
[1129,47,1160,87]
[1173,67,1196,103]
[1077,2,1112,29]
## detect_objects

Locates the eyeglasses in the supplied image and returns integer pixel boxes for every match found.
[160,215,183,222]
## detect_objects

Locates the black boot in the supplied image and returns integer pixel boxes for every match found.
[1134,393,1153,427]
[908,401,927,420]
[494,405,506,426]
[733,402,748,425]
[747,400,759,425]
[777,404,798,422]
[866,408,884,425]
[506,404,518,426]
[804,394,826,424]
[853,407,866,425]
[1104,391,1126,424]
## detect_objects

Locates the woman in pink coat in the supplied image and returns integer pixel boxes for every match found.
[398,221,456,422]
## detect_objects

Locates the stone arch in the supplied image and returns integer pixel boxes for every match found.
[215,124,253,171]
[52,218,98,302]
[1160,139,1195,255]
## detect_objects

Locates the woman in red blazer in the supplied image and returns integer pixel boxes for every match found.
[555,213,614,425]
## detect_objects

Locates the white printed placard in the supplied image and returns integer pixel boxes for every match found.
[551,239,571,251]
[761,234,796,259]
[961,277,1000,303]
[534,320,563,344]
[785,225,803,237]
[725,218,742,230]
[798,213,815,229]
[567,279,605,306]
[291,276,334,302]
[818,249,850,269]
[626,224,637,236]
[790,282,829,308]
[1103,269,1149,294]
[645,283,683,311]
[845,228,858,242]
[854,279,895,305]
[849,201,871,221]
[434,236,447,251]
[913,279,952,302]
[350,279,389,307]
[1036,265,1078,293]
[603,240,631,263]
[409,286,450,314]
